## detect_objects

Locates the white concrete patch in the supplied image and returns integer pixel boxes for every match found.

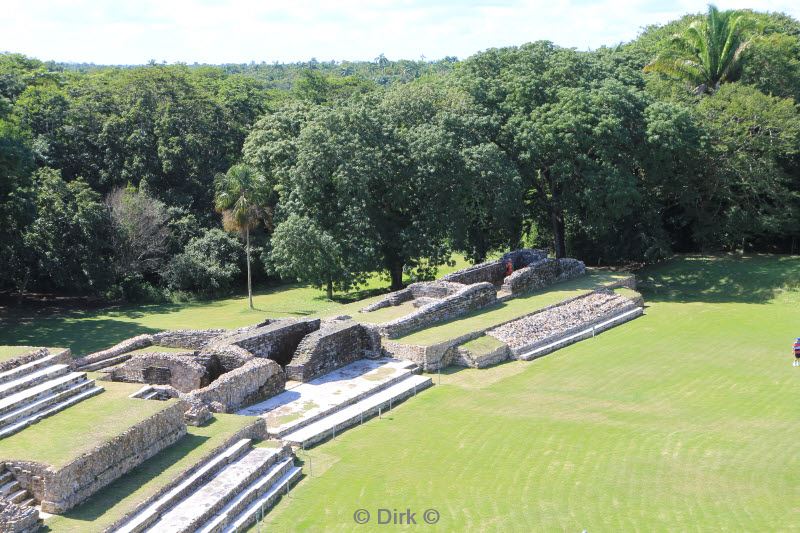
[237,358,418,437]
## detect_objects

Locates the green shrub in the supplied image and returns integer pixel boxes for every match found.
[164,228,243,297]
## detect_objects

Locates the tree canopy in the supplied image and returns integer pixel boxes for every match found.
[1,6,799,301]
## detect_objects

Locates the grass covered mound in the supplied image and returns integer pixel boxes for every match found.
[0,380,175,468]
[459,334,505,355]
[0,345,42,362]
[263,255,800,531]
[44,414,260,533]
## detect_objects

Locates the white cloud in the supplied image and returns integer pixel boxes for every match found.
[2,0,798,64]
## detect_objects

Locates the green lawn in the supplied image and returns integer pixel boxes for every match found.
[395,271,628,346]
[0,380,174,468]
[0,256,472,356]
[459,334,505,355]
[0,345,39,362]
[261,254,800,531]
[44,413,260,533]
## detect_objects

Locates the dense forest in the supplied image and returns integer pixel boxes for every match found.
[1,6,799,302]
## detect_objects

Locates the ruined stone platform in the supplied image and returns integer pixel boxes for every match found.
[237,358,425,441]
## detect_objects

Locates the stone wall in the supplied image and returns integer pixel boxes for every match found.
[103,353,209,393]
[360,289,413,312]
[0,347,71,374]
[501,248,548,269]
[150,329,227,349]
[407,280,464,299]
[442,260,507,286]
[0,500,39,533]
[215,318,320,366]
[6,402,186,514]
[378,282,497,339]
[184,359,285,412]
[382,331,484,371]
[452,342,511,369]
[487,289,640,355]
[102,418,270,533]
[286,320,382,382]
[75,335,154,369]
[501,258,586,295]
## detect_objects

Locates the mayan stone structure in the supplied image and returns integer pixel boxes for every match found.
[286,320,382,382]
[378,282,498,339]
[105,353,209,392]
[213,318,321,365]
[501,257,586,295]
[4,402,186,514]
[184,358,285,412]
[0,500,39,533]
[488,289,641,358]
[442,249,547,285]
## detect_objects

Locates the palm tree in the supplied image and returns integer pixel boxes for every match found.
[645,5,752,94]
[214,164,268,310]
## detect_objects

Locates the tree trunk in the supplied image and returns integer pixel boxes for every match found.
[551,208,566,258]
[389,262,404,291]
[326,279,333,300]
[246,226,253,310]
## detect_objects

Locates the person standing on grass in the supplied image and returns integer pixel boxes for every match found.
[793,338,800,367]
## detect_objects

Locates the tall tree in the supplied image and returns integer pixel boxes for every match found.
[644,5,753,94]
[214,163,268,309]
[457,42,649,258]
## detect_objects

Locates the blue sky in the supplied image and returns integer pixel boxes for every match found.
[3,1,798,64]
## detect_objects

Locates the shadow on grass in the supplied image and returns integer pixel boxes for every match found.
[43,432,211,527]
[636,254,800,304]
[0,317,162,357]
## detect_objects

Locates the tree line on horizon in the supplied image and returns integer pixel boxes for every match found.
[1,5,798,303]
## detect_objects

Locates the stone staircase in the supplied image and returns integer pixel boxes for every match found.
[239,358,433,448]
[0,467,36,508]
[0,353,103,439]
[115,439,300,533]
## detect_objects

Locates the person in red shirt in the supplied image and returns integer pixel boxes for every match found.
[505,260,513,277]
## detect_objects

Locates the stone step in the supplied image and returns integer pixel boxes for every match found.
[215,466,302,533]
[19,498,36,507]
[0,480,20,497]
[515,306,643,361]
[146,447,284,533]
[8,488,28,504]
[0,385,103,439]
[274,367,417,439]
[78,353,131,371]
[239,359,419,439]
[0,364,70,400]
[0,471,12,484]
[115,438,254,533]
[0,372,91,417]
[196,457,295,533]
[284,374,433,448]
[0,379,98,429]
[0,353,60,386]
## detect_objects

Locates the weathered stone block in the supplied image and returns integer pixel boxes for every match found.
[184,359,285,412]
[378,282,498,339]
[214,318,320,366]
[501,257,586,295]
[286,320,382,382]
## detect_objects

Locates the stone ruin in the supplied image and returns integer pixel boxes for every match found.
[363,249,587,339]
[75,316,382,417]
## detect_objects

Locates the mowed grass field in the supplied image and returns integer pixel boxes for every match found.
[261,255,800,531]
